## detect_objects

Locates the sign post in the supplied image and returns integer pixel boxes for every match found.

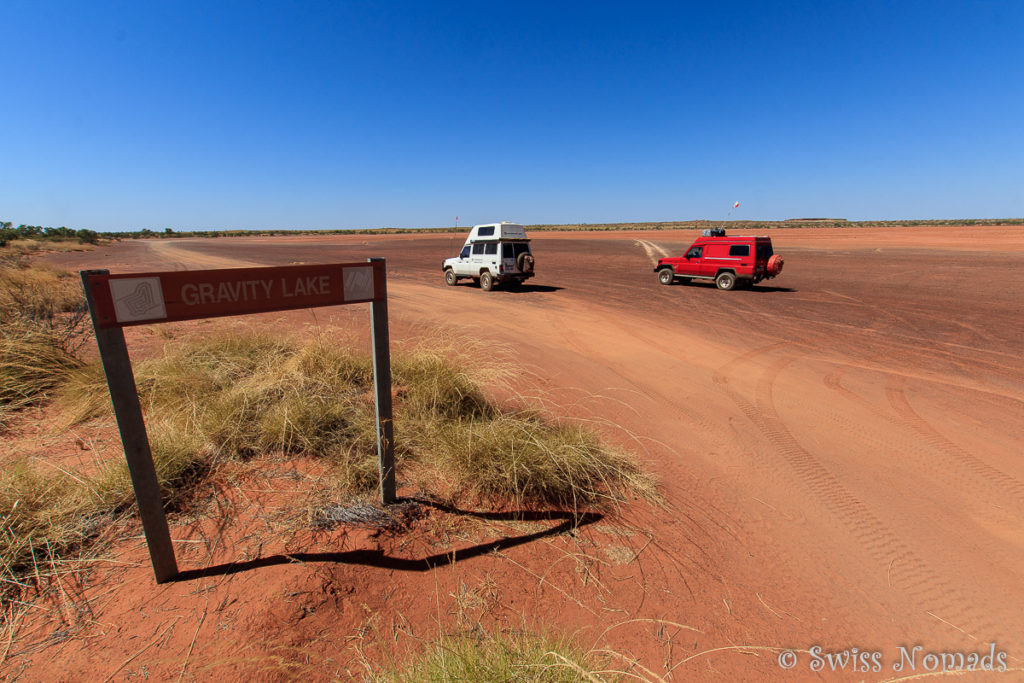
[81,260,394,583]
[367,258,396,504]
[81,270,178,583]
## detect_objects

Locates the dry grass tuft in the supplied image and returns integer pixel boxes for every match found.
[0,260,88,428]
[62,332,655,512]
[0,259,84,320]
[0,239,93,256]
[0,323,84,421]
[418,414,656,509]
[0,461,111,593]
[2,331,654,607]
[370,628,621,682]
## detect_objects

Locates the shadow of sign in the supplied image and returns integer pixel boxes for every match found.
[171,504,602,582]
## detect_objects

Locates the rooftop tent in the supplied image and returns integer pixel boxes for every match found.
[468,222,528,241]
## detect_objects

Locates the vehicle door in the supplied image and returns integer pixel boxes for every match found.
[501,242,517,273]
[482,242,500,273]
[468,242,487,274]
[704,242,740,276]
[677,245,704,277]
[453,244,473,276]
[754,241,773,276]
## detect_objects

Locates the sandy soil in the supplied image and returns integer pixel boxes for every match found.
[6,225,1023,681]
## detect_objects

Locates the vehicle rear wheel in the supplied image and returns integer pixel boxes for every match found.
[444,269,457,286]
[657,268,674,285]
[715,271,736,290]
[480,272,494,291]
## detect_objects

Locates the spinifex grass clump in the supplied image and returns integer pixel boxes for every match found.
[61,332,652,510]
[0,260,87,428]
[424,414,651,510]
[4,331,653,594]
[393,345,653,509]
[0,460,124,592]
[0,259,84,321]
[0,324,84,418]
[63,334,384,497]
[372,629,621,683]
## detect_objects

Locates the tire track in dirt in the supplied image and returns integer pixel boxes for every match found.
[537,307,741,588]
[712,346,1004,642]
[885,377,1024,503]
[710,283,1021,389]
[146,240,265,270]
[634,239,669,266]
[822,367,1024,511]
[803,287,1024,388]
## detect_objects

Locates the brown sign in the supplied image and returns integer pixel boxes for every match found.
[84,261,385,328]
[80,258,395,583]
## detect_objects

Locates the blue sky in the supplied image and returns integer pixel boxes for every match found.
[2,1,1022,231]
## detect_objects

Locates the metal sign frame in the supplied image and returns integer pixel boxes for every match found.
[80,259,395,584]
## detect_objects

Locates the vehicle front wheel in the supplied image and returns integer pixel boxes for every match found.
[444,269,457,286]
[480,272,494,291]
[657,268,674,285]
[715,272,736,290]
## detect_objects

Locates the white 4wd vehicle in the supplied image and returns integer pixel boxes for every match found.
[442,222,535,291]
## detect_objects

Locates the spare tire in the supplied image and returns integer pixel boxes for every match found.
[517,253,535,273]
[767,254,784,276]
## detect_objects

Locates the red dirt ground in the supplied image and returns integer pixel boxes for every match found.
[5,225,1023,681]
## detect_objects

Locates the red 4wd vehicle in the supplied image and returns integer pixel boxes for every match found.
[654,229,784,290]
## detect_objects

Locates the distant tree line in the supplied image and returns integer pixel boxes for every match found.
[0,221,99,247]
[3,217,1022,248]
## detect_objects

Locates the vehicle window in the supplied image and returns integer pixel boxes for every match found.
[502,243,514,258]
[472,243,485,255]
[477,226,495,237]
[460,246,470,258]
[484,243,497,255]
[729,245,750,257]
[686,247,703,258]
[756,243,774,259]
[513,243,531,257]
